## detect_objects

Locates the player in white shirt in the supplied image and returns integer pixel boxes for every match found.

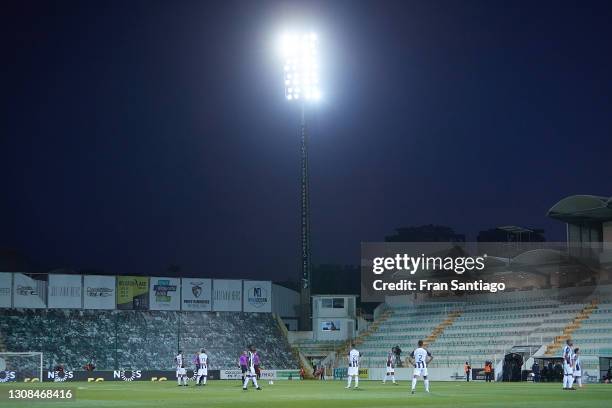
[346,344,360,389]
[175,350,188,386]
[196,349,208,386]
[382,347,398,384]
[572,348,582,388]
[242,345,262,391]
[562,339,575,390]
[409,340,433,394]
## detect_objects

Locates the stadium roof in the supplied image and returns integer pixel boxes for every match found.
[547,194,612,223]
[498,226,533,234]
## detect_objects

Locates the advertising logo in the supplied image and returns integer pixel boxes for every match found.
[247,286,268,308]
[0,371,16,383]
[47,370,74,382]
[87,287,113,297]
[113,370,142,381]
[191,282,202,298]
[16,285,37,296]
[153,279,177,303]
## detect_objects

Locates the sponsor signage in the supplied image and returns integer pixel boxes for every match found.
[47,370,75,382]
[0,371,16,383]
[48,274,82,309]
[220,369,243,380]
[0,273,12,308]
[149,277,180,310]
[40,370,220,382]
[116,276,149,310]
[212,280,242,312]
[13,273,47,308]
[242,280,271,313]
[181,278,212,311]
[83,275,116,309]
[219,369,298,380]
[471,368,494,380]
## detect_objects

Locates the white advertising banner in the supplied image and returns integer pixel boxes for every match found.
[13,273,47,308]
[0,272,12,308]
[242,280,272,313]
[149,277,180,310]
[220,369,243,380]
[220,369,299,380]
[83,275,116,310]
[48,274,82,309]
[181,278,212,311]
[212,279,242,312]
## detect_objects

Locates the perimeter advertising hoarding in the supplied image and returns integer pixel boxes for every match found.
[212,279,242,312]
[0,272,12,308]
[47,274,82,309]
[116,276,149,310]
[13,273,47,308]
[242,280,271,313]
[149,277,180,310]
[41,370,220,382]
[83,275,116,309]
[181,278,212,311]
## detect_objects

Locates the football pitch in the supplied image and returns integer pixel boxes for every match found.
[1,380,611,408]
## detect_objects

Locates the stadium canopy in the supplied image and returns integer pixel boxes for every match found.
[547,195,612,223]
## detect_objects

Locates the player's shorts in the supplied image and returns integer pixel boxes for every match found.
[413,367,428,377]
[563,362,573,376]
[347,366,359,376]
[240,365,248,374]
[573,370,581,378]
[197,368,208,376]
[386,366,395,374]
[176,368,186,377]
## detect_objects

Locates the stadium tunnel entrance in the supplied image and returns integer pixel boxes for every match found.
[502,353,523,382]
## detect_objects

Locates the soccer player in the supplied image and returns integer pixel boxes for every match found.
[193,351,200,383]
[346,344,360,389]
[382,347,397,384]
[253,351,261,381]
[197,349,208,386]
[409,340,433,394]
[572,348,582,388]
[562,339,575,390]
[239,351,248,383]
[243,345,262,391]
[175,350,188,386]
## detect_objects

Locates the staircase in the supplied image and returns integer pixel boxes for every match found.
[334,309,394,366]
[273,314,314,378]
[423,310,461,347]
[544,300,598,356]
[353,309,393,347]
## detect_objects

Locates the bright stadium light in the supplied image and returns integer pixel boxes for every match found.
[278,30,323,330]
[281,32,321,102]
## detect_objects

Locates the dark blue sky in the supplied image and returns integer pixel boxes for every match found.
[3,0,612,279]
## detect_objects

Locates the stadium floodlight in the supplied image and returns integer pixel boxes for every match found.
[279,31,322,331]
[281,32,321,102]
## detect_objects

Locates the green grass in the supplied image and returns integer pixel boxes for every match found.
[1,380,611,408]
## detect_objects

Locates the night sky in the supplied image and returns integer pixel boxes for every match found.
[3,0,612,280]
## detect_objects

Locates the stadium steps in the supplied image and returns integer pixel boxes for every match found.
[274,314,315,378]
[333,309,394,366]
[353,309,394,348]
[423,310,462,347]
[544,299,599,356]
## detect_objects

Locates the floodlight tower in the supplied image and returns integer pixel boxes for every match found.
[282,33,320,330]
